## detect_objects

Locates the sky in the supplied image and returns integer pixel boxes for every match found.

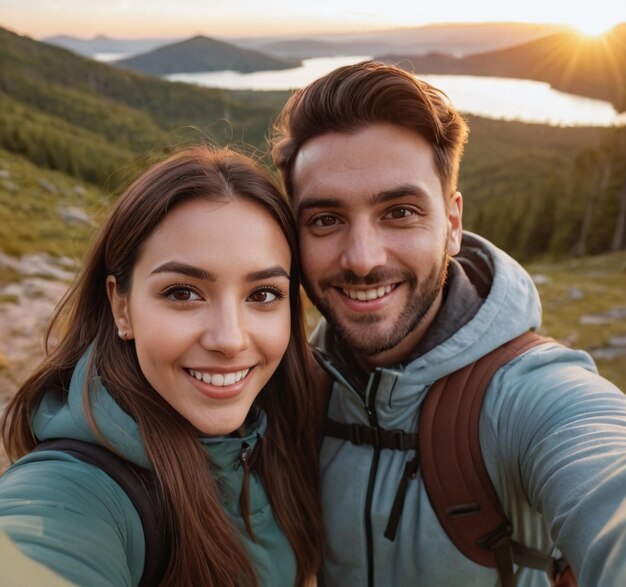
[1,0,625,40]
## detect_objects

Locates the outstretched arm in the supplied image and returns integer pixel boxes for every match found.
[0,451,145,587]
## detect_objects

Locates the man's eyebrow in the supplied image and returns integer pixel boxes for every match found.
[296,197,343,218]
[297,185,431,218]
[150,262,216,281]
[371,184,431,206]
[246,267,290,282]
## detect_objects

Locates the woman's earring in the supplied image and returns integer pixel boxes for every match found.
[117,328,127,342]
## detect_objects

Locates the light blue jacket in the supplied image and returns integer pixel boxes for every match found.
[0,352,296,586]
[313,232,626,587]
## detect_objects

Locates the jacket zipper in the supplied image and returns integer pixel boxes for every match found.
[364,369,382,587]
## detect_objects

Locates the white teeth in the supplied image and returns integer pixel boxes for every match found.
[343,284,393,301]
[188,368,250,387]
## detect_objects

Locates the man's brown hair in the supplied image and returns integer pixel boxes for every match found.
[272,60,469,200]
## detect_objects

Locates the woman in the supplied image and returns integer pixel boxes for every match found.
[0,147,323,586]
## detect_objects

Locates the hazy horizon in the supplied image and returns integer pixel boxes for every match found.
[1,0,624,40]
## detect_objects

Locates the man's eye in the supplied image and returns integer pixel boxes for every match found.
[385,207,414,219]
[312,215,338,227]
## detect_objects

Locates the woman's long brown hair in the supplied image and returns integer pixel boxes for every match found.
[1,147,323,586]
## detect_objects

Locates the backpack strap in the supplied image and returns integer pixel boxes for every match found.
[31,438,169,587]
[419,331,552,584]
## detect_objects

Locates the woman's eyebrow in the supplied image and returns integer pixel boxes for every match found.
[150,261,216,281]
[149,262,289,282]
[246,267,290,282]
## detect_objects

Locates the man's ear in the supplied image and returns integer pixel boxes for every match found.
[106,275,133,340]
[447,191,463,256]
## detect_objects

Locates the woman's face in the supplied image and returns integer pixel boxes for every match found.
[107,197,292,436]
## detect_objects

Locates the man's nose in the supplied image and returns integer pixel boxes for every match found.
[340,221,387,277]
[200,300,249,357]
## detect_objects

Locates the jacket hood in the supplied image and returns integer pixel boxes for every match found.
[31,349,267,469]
[311,231,542,384]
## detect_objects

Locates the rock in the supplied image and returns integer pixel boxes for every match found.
[73,185,87,195]
[0,252,76,282]
[57,206,93,227]
[606,308,626,320]
[589,332,626,361]
[580,307,626,325]
[38,179,58,193]
[567,287,585,300]
[531,274,550,285]
[591,347,626,360]
[0,170,10,179]
[1,180,18,192]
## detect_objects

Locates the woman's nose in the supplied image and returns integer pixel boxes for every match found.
[200,301,250,357]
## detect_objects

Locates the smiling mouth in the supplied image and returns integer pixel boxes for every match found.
[341,284,395,301]
[186,367,251,387]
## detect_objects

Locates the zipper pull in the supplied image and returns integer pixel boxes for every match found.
[238,441,257,541]
[236,441,251,470]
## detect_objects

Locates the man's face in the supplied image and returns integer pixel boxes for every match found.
[292,123,463,367]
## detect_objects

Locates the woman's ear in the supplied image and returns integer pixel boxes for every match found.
[106,275,133,340]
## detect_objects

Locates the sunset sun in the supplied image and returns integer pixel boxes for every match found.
[570,16,618,37]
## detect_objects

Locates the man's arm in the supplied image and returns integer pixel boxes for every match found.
[482,343,626,585]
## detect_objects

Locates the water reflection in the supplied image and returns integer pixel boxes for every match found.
[166,56,626,128]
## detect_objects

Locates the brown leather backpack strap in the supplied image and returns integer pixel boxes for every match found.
[419,331,549,570]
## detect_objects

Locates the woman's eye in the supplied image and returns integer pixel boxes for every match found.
[248,288,284,304]
[163,287,201,302]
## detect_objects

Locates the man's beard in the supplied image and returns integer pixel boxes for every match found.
[304,251,450,357]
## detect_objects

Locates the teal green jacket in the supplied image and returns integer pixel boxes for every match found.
[0,352,296,586]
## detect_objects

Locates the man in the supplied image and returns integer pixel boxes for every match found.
[272,61,626,586]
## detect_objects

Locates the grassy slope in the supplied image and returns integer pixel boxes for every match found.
[0,148,107,267]
[528,252,626,390]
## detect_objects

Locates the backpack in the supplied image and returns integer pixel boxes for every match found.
[31,438,169,587]
[322,331,577,587]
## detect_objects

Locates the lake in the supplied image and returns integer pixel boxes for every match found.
[164,55,626,128]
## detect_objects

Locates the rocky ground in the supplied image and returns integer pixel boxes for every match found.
[0,253,74,471]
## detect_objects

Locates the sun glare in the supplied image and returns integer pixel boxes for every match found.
[572,18,616,38]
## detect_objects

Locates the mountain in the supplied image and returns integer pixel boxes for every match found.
[42,34,178,57]
[114,35,299,75]
[236,22,570,58]
[252,39,395,60]
[377,25,626,110]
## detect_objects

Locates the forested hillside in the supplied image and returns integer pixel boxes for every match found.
[0,27,277,188]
